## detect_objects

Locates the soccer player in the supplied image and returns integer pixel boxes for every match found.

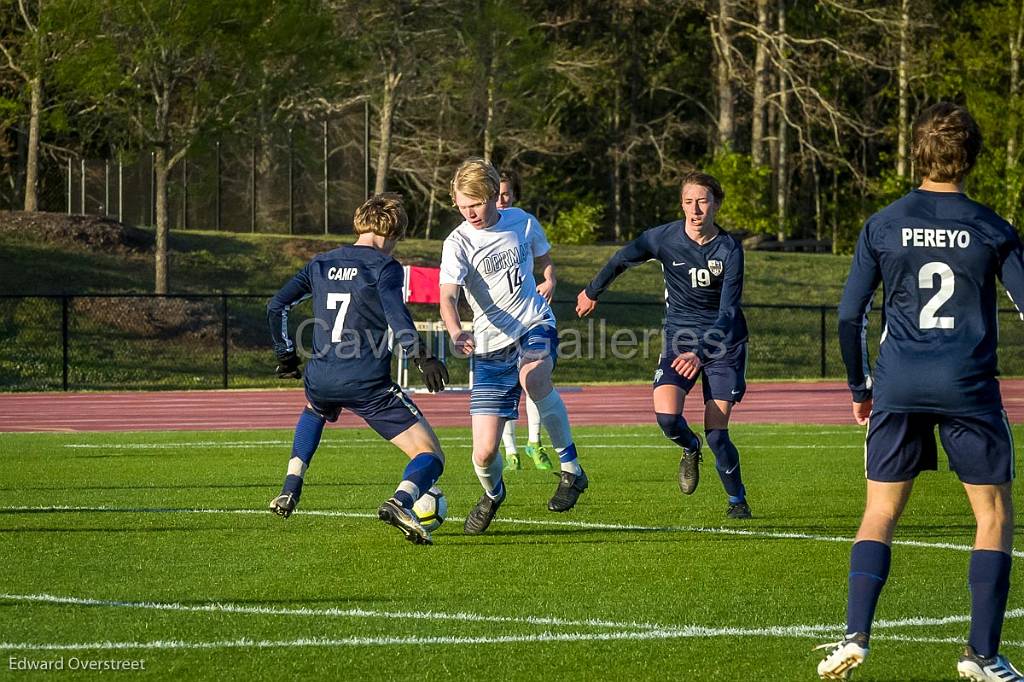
[440,158,587,535]
[496,168,553,473]
[816,102,1024,681]
[266,193,450,545]
[576,171,751,519]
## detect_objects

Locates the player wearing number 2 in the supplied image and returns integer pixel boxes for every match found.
[266,193,450,545]
[816,103,1024,680]
[577,171,752,519]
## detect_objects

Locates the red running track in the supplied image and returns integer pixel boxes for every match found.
[4,380,1024,433]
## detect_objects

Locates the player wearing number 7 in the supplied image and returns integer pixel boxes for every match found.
[266,193,449,546]
[577,171,752,519]
[817,103,1024,680]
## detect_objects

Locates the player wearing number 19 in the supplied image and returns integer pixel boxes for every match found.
[266,193,450,545]
[577,171,751,519]
[817,103,1024,680]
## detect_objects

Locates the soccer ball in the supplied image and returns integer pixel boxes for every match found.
[412,486,447,531]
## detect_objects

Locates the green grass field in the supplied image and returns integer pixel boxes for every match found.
[1,424,1022,680]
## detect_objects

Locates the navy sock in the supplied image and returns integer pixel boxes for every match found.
[705,428,745,502]
[394,453,444,509]
[968,550,1012,658]
[292,407,326,465]
[282,474,303,497]
[846,540,891,636]
[655,412,699,451]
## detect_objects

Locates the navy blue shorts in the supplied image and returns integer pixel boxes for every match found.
[306,383,422,440]
[470,325,558,418]
[653,342,747,403]
[865,410,1016,484]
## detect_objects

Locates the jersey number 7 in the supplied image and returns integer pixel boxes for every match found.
[327,293,353,342]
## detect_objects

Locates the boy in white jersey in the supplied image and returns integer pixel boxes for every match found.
[496,168,553,473]
[439,158,587,534]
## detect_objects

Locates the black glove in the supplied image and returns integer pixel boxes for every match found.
[415,356,449,393]
[275,350,302,379]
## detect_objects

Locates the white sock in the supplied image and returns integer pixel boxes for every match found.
[533,389,573,450]
[473,454,505,499]
[526,396,542,443]
[286,456,308,478]
[501,420,517,454]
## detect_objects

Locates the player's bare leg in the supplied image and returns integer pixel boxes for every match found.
[521,356,587,511]
[818,480,914,679]
[377,418,445,545]
[464,414,507,534]
[653,385,702,495]
[957,482,1019,681]
[704,399,749,518]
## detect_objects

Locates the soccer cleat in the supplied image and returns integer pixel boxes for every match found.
[678,434,703,495]
[525,442,553,471]
[377,498,432,545]
[815,633,869,679]
[726,500,752,519]
[269,492,298,518]
[548,468,588,512]
[503,452,522,471]
[957,646,1024,681]
[463,488,505,535]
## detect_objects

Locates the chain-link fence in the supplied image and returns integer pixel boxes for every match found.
[0,107,368,234]
[5,294,1024,392]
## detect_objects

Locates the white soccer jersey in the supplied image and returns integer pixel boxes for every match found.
[440,207,555,353]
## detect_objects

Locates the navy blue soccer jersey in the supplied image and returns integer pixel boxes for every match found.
[585,221,748,360]
[267,245,423,403]
[838,189,1024,414]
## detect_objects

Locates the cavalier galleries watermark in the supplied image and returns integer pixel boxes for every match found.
[9,657,146,672]
[293,317,729,362]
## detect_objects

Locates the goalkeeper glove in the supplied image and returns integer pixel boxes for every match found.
[275,351,302,379]
[415,356,449,393]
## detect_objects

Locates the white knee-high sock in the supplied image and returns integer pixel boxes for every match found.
[473,453,505,499]
[502,420,517,453]
[526,396,542,443]
[533,389,572,450]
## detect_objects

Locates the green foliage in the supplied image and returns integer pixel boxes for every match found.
[704,150,773,235]
[548,201,602,245]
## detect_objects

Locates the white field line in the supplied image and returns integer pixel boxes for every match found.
[3,504,1018,558]
[59,440,861,450]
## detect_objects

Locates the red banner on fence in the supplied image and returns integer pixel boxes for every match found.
[403,265,441,304]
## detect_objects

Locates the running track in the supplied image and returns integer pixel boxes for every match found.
[3,381,1024,433]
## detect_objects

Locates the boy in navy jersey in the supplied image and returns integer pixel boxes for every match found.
[266,193,449,545]
[817,103,1024,680]
[577,171,752,519]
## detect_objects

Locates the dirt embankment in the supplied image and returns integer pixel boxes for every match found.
[0,211,153,253]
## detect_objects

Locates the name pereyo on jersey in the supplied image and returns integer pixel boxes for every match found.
[327,267,359,280]
[480,242,530,275]
[901,227,971,248]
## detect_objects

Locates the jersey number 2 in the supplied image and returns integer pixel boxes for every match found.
[327,293,352,342]
[918,262,954,329]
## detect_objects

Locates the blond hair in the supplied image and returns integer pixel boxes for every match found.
[450,158,500,204]
[353,192,407,240]
[912,102,982,183]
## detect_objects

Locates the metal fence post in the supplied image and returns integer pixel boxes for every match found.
[288,127,294,235]
[66,157,72,215]
[182,157,189,230]
[364,100,370,200]
[62,295,69,391]
[820,306,827,377]
[118,160,123,223]
[250,141,256,233]
[80,157,86,214]
[150,151,156,226]
[104,159,110,217]
[221,293,229,389]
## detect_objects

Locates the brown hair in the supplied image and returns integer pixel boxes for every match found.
[912,102,982,183]
[679,171,725,204]
[499,168,521,201]
[450,158,500,204]
[353,192,407,240]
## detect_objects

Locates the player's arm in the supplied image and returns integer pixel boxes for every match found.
[267,266,313,379]
[535,251,556,303]
[577,233,655,317]
[438,237,475,355]
[378,261,448,392]
[997,230,1024,321]
[837,224,882,424]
